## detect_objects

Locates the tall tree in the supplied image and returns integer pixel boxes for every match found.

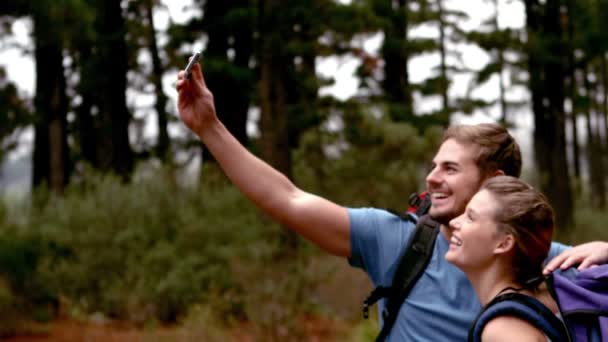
[143,0,171,161]
[66,0,99,169]
[410,0,468,124]
[564,0,581,180]
[565,0,608,205]
[524,0,573,229]
[31,2,71,193]
[257,0,340,249]
[374,0,414,120]
[94,0,133,178]
[202,1,254,149]
[582,63,606,208]
[73,36,99,168]
[436,0,449,120]
[258,0,291,178]
[257,0,332,178]
[466,0,525,124]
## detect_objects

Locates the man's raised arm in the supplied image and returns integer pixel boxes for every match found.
[176,62,351,257]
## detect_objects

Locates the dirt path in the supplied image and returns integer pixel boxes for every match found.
[2,320,177,342]
[2,315,350,342]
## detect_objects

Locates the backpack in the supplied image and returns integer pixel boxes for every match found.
[468,265,608,342]
[362,192,441,342]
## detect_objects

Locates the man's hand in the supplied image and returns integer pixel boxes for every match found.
[176,61,217,137]
[543,241,608,274]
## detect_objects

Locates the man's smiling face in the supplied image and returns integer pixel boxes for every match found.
[425,139,488,226]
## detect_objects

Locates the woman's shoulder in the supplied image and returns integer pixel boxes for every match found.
[482,315,547,341]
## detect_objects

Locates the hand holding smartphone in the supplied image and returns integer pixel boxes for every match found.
[185,51,201,80]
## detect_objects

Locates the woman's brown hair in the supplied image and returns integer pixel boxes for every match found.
[480,176,554,285]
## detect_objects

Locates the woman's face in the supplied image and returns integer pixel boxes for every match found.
[445,189,508,271]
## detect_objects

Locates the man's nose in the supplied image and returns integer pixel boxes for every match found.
[426,167,440,186]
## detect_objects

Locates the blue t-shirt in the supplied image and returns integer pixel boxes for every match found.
[348,207,570,341]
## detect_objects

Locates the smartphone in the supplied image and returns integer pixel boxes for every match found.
[185,51,201,80]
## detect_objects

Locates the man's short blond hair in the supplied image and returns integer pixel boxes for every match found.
[443,123,522,178]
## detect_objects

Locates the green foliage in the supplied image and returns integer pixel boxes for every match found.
[0,280,18,336]
[341,317,379,342]
[22,167,263,322]
[0,67,31,165]
[295,105,442,209]
[0,235,41,292]
[0,201,57,335]
[0,165,342,331]
[553,189,608,244]
[567,208,608,244]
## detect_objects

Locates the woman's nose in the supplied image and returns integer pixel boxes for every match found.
[449,217,461,230]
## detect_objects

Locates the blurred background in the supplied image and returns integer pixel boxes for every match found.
[0,0,607,340]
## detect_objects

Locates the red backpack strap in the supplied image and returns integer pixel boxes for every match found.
[407,191,431,217]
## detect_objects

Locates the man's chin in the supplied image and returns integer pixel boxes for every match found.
[429,208,455,225]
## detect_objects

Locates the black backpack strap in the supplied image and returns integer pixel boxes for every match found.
[374,214,440,341]
[468,292,570,342]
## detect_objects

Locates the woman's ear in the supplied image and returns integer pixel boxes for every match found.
[494,233,515,255]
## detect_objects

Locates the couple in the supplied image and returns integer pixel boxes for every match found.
[176,62,608,340]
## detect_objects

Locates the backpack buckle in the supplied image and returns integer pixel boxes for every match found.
[409,192,421,207]
[363,286,391,319]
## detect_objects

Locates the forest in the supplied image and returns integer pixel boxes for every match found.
[1,0,608,340]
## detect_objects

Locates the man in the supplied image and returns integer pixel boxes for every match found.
[176,62,608,340]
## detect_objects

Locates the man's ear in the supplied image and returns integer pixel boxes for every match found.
[483,169,504,182]
[494,233,515,255]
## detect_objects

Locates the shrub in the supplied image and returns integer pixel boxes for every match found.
[7,166,288,324]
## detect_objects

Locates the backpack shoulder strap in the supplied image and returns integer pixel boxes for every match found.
[374,213,440,341]
[468,292,570,342]
[407,191,432,218]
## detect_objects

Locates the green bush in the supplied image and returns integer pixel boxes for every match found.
[0,280,16,335]
[0,201,58,335]
[23,167,268,322]
[0,165,323,328]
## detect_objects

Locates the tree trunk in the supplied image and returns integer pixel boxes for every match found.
[284,10,320,151]
[202,1,253,165]
[95,0,133,178]
[583,63,606,208]
[601,56,608,189]
[565,0,581,179]
[75,40,99,168]
[144,0,170,162]
[492,0,508,124]
[258,0,297,250]
[525,0,574,229]
[32,10,70,194]
[585,63,606,209]
[437,0,450,123]
[228,1,254,148]
[380,0,414,120]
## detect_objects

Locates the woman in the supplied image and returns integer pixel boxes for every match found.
[446,175,566,341]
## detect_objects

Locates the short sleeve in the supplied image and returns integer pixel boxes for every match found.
[348,207,416,285]
[545,241,571,265]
